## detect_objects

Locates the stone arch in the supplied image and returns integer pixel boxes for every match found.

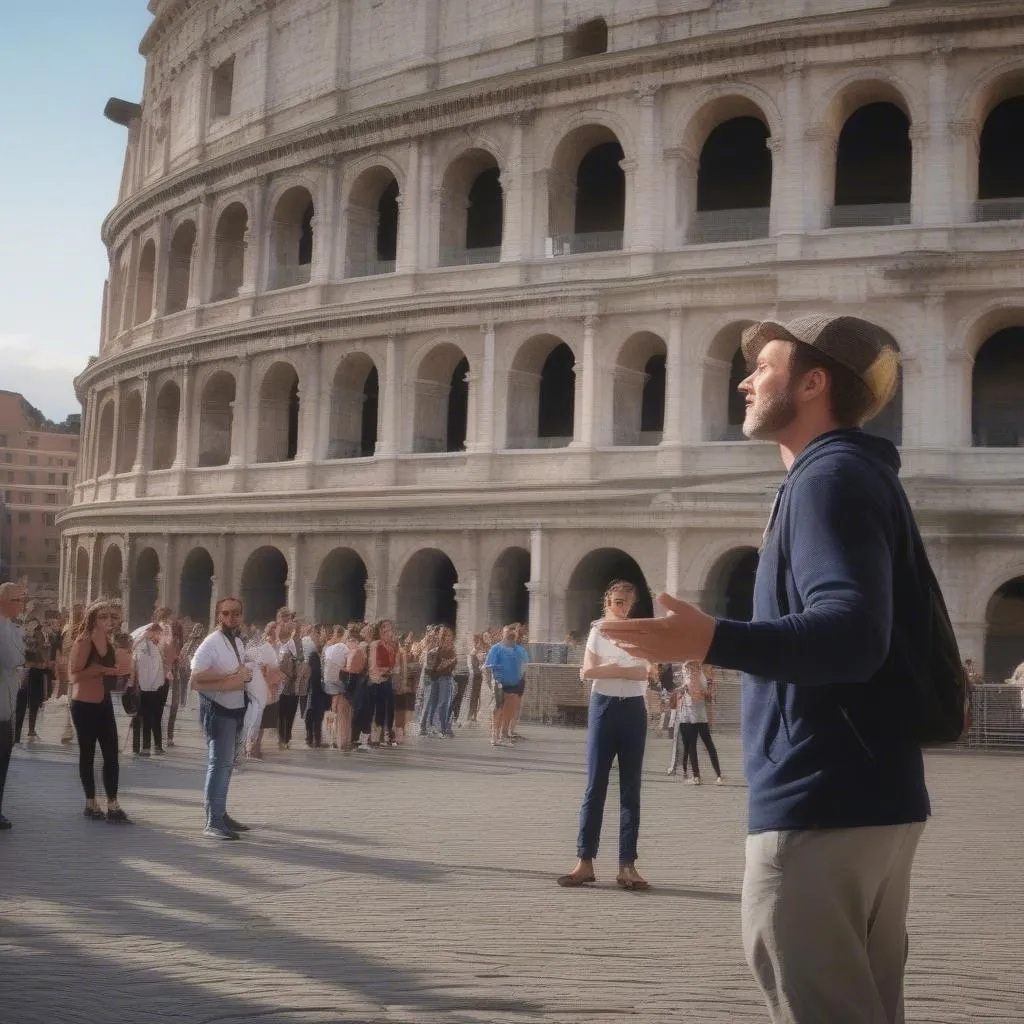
[327,352,379,459]
[703,320,755,441]
[134,238,156,325]
[179,546,214,626]
[344,164,401,277]
[985,576,1024,683]
[675,88,780,244]
[212,201,248,301]
[975,69,1024,220]
[152,380,180,470]
[197,370,235,467]
[439,147,504,265]
[241,545,288,627]
[488,546,531,628]
[703,547,759,620]
[411,343,469,454]
[166,219,196,313]
[268,185,315,289]
[74,546,90,604]
[565,548,653,638]
[546,118,630,252]
[507,334,575,449]
[972,325,1024,447]
[256,361,300,463]
[613,332,666,445]
[130,547,160,629]
[314,547,369,625]
[100,544,124,600]
[96,400,115,476]
[397,548,459,632]
[116,390,143,474]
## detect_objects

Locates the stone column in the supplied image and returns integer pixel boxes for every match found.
[174,361,194,470]
[571,316,599,448]
[296,342,319,462]
[453,578,477,656]
[312,157,340,284]
[132,372,154,474]
[396,140,421,273]
[802,125,836,232]
[527,526,550,642]
[915,44,954,228]
[363,575,379,623]
[107,382,123,478]
[473,322,496,453]
[160,534,177,609]
[667,147,700,245]
[376,336,402,457]
[630,82,660,252]
[948,119,980,227]
[286,534,301,615]
[240,179,267,295]
[80,390,97,483]
[772,62,807,240]
[188,192,213,308]
[501,109,534,261]
[416,146,435,270]
[661,309,685,445]
[88,535,101,603]
[229,355,251,465]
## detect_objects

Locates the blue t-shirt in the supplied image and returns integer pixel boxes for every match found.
[484,643,529,686]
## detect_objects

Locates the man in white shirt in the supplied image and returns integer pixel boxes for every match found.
[131,623,167,756]
[0,583,27,831]
[190,597,250,840]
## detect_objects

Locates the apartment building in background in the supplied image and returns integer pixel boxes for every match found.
[0,390,80,604]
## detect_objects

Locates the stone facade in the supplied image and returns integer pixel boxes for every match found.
[61,1,1024,679]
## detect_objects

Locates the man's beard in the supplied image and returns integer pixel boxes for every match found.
[742,384,798,440]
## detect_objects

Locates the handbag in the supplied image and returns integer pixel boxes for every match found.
[121,686,140,717]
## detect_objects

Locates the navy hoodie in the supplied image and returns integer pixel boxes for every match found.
[706,429,930,833]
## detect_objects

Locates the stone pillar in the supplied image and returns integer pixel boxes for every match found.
[229,356,251,465]
[396,141,421,273]
[286,534,301,615]
[501,109,534,261]
[570,316,598,449]
[363,575,379,623]
[416,147,435,270]
[376,336,402,458]
[915,44,953,228]
[630,82,660,252]
[240,179,267,295]
[88,535,101,603]
[661,529,682,616]
[132,372,154,475]
[772,63,806,239]
[667,147,700,245]
[107,382,123,478]
[174,361,194,469]
[80,390,97,483]
[472,322,496,452]
[661,309,685,445]
[189,193,213,308]
[802,125,836,232]
[527,526,550,642]
[296,343,319,462]
[948,119,980,227]
[453,578,477,656]
[151,215,171,317]
[313,158,340,284]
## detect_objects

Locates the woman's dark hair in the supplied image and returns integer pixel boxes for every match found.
[603,579,637,607]
[76,601,111,639]
[789,344,875,427]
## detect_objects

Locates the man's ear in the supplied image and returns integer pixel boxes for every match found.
[798,365,830,404]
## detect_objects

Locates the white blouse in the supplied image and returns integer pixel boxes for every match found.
[585,624,647,700]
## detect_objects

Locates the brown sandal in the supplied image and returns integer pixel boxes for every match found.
[616,872,650,891]
[556,871,596,888]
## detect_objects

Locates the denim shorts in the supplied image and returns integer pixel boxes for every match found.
[500,683,524,697]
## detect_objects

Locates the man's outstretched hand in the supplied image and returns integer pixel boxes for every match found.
[598,593,717,664]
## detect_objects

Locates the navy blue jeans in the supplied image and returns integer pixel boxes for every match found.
[577,693,647,864]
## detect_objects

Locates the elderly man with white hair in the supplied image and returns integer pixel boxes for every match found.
[0,582,28,831]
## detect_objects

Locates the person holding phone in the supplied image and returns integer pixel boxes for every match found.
[189,597,251,840]
[68,601,134,823]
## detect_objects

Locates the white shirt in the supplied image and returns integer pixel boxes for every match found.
[323,642,349,685]
[191,630,246,710]
[246,640,279,705]
[675,661,709,724]
[133,637,165,692]
[586,624,647,699]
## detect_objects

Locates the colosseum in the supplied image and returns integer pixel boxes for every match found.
[60,0,1024,682]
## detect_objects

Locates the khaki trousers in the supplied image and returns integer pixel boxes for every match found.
[742,821,925,1024]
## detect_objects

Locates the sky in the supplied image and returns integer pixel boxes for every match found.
[0,3,152,422]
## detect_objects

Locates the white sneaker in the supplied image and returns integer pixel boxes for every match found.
[691,777,702,786]
[716,776,724,786]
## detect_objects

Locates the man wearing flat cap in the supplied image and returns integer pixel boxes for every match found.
[601,314,936,1024]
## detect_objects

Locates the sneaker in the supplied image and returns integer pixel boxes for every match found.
[666,766,677,776]
[691,777,702,786]
[224,813,250,833]
[153,747,165,756]
[138,750,151,758]
[166,739,175,748]
[106,807,132,824]
[27,732,39,741]
[715,776,724,786]
[203,821,239,841]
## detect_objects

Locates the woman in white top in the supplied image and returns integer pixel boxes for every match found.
[557,580,651,891]
[131,623,167,756]
[242,624,283,761]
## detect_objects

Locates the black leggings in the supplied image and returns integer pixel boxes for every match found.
[278,693,299,745]
[71,697,119,801]
[372,680,395,738]
[132,688,165,752]
[15,674,46,741]
[680,722,721,779]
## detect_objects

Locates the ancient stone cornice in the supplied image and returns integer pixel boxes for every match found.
[105,3,1024,245]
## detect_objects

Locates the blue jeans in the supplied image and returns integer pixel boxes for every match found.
[200,703,239,826]
[577,693,647,864]
[434,675,454,734]
[418,679,436,734]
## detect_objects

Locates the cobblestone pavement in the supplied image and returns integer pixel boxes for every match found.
[0,702,1021,1024]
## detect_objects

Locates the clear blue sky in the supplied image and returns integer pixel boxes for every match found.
[0,2,152,422]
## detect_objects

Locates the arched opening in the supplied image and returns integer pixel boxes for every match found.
[412,344,469,454]
[397,549,458,632]
[985,576,1024,683]
[832,102,912,227]
[702,322,754,440]
[74,548,90,604]
[565,17,608,59]
[489,547,531,627]
[314,548,368,625]
[134,240,156,325]
[241,546,288,627]
[152,381,180,470]
[440,150,503,265]
[116,390,142,474]
[972,326,1024,446]
[256,362,300,463]
[613,332,666,445]
[703,547,760,621]
[328,354,379,459]
[507,335,575,449]
[269,186,314,289]
[566,548,653,638]
[691,115,771,242]
[197,371,236,467]
[345,167,399,277]
[100,546,124,601]
[166,220,195,314]
[130,548,160,630]
[977,95,1024,221]
[212,202,248,300]
[548,125,625,254]
[96,401,115,476]
[179,547,214,626]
